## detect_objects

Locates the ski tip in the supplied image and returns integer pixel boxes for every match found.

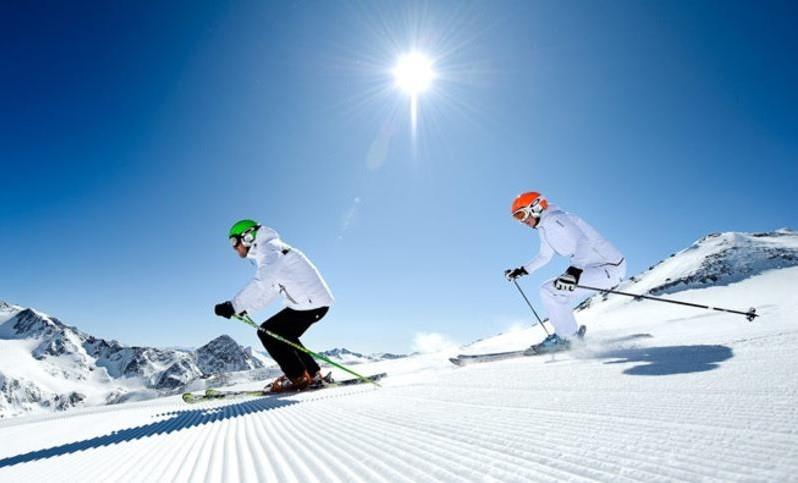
[449,357,465,367]
[181,393,195,403]
[746,307,758,322]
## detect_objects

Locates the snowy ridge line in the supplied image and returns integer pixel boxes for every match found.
[0,306,270,418]
[575,229,798,314]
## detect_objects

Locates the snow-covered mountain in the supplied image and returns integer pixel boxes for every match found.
[0,301,22,324]
[196,335,264,375]
[320,347,406,365]
[576,228,798,312]
[0,306,264,418]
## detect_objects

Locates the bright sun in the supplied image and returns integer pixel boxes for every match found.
[393,52,436,96]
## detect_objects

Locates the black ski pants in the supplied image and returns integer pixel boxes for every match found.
[258,306,329,380]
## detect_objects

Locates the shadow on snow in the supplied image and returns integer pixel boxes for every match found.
[0,395,297,468]
[596,344,733,376]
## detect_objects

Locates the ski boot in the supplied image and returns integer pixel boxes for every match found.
[268,370,313,393]
[310,371,334,389]
[266,375,288,393]
[524,333,572,355]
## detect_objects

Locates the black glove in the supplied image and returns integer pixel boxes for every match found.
[214,301,236,319]
[504,266,529,281]
[554,266,583,291]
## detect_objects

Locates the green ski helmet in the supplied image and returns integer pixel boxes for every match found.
[229,219,261,247]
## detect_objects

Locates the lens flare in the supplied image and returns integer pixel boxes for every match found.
[393,52,436,95]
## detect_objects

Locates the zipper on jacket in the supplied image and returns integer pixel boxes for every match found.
[278,284,299,304]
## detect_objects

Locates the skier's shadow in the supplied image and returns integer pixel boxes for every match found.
[0,395,297,468]
[595,344,733,376]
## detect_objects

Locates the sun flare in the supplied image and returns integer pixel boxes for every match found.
[392,52,436,96]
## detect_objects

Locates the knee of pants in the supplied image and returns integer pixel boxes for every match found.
[258,323,278,348]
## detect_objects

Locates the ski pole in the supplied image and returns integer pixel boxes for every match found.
[576,285,758,322]
[512,279,551,336]
[232,314,382,387]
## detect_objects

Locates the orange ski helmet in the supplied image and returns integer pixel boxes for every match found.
[511,192,548,222]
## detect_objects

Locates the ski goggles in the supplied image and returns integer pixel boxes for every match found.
[512,202,543,223]
[512,207,533,222]
[230,227,258,248]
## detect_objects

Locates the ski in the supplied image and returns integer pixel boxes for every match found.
[448,336,583,366]
[181,372,387,404]
[449,349,526,366]
[451,325,589,366]
[450,330,653,366]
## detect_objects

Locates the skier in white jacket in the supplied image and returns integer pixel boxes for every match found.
[214,219,334,392]
[505,192,626,353]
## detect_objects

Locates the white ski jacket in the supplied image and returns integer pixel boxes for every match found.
[232,227,334,315]
[523,205,624,274]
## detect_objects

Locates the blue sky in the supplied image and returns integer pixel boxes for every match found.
[1,1,796,353]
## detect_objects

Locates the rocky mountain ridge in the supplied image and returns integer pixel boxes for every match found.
[0,307,263,417]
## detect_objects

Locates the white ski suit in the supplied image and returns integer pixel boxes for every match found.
[523,205,626,336]
[232,227,334,315]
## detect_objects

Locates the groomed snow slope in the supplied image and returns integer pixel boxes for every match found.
[1,266,796,482]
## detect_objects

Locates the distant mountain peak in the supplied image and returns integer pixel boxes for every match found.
[319,347,406,364]
[0,308,69,340]
[647,229,798,295]
[196,334,264,375]
[202,334,238,347]
[322,347,361,357]
[577,228,798,312]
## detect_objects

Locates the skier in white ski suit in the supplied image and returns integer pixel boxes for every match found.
[230,226,334,315]
[215,220,334,392]
[505,192,626,352]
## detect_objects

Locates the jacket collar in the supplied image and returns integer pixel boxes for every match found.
[245,226,281,263]
[537,204,562,229]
